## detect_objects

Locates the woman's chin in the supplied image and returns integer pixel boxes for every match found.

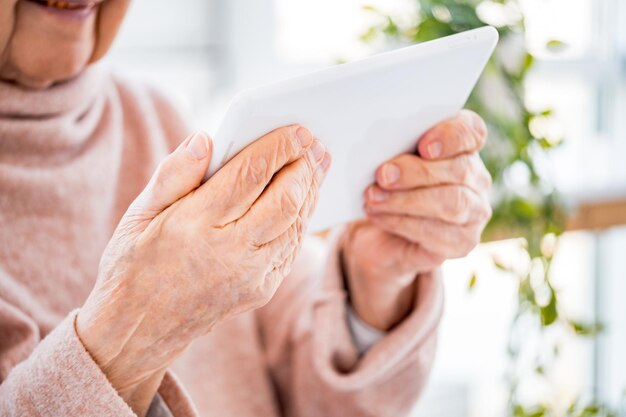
[1,56,90,89]
[15,74,73,90]
[1,0,98,89]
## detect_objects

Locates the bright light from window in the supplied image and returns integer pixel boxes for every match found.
[520,0,593,58]
[275,0,594,63]
[273,0,417,63]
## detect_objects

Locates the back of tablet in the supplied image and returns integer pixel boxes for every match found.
[209,26,498,232]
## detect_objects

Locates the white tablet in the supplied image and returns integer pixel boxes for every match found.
[208,26,498,232]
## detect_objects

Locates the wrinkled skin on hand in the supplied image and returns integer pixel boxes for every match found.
[77,126,330,415]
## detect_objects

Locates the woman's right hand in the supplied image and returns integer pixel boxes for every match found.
[76,126,330,415]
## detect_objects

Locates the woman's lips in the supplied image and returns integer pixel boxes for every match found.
[27,0,101,11]
[24,0,103,20]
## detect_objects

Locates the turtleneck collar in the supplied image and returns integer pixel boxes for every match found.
[0,66,108,164]
[0,66,105,118]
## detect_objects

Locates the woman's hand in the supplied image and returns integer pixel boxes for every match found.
[343,110,492,331]
[77,126,331,416]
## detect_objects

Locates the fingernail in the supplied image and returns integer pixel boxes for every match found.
[310,140,325,162]
[186,132,208,160]
[296,127,313,147]
[426,141,442,159]
[369,187,388,202]
[383,163,401,185]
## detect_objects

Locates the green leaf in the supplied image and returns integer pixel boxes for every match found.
[512,404,549,417]
[492,257,509,271]
[382,16,400,37]
[414,18,454,42]
[568,320,605,336]
[510,198,540,221]
[546,39,568,53]
[360,27,379,43]
[540,290,558,326]
[519,278,536,305]
[518,53,535,79]
[468,273,478,290]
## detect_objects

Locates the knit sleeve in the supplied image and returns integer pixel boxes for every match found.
[0,306,137,417]
[255,228,444,417]
[0,305,198,417]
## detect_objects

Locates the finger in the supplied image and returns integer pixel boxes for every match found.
[256,238,306,308]
[246,147,331,245]
[368,214,483,259]
[365,184,492,225]
[133,131,212,215]
[251,153,331,306]
[202,125,315,225]
[417,110,487,160]
[376,153,491,191]
[401,243,447,273]
[363,229,447,277]
[262,152,331,256]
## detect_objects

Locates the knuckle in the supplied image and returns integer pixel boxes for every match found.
[274,139,291,166]
[254,277,278,307]
[306,188,320,219]
[449,160,464,183]
[294,215,306,237]
[409,157,428,180]
[445,186,470,223]
[282,221,302,247]
[423,250,446,268]
[278,184,303,218]
[276,126,299,151]
[453,155,472,184]
[241,156,271,186]
[153,157,177,189]
[156,157,175,179]
[403,156,431,185]
[405,217,426,240]
[284,220,302,244]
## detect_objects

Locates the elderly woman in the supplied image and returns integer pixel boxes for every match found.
[0,1,492,416]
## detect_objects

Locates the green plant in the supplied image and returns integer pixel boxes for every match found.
[361,1,614,416]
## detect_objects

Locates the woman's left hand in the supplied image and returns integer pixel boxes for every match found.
[342,110,492,330]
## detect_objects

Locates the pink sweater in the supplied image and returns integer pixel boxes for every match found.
[0,67,443,417]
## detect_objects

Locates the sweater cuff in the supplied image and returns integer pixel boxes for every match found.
[311,226,444,390]
[4,309,136,416]
[1,309,198,417]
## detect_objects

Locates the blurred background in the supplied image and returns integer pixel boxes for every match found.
[102,1,626,416]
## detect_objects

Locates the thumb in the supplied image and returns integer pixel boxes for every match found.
[131,131,213,218]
